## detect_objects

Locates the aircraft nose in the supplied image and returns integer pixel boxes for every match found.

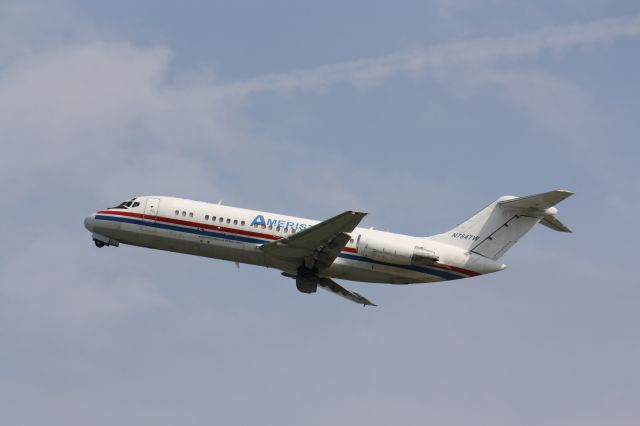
[84,214,95,232]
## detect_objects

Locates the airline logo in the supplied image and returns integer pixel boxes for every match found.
[250,214,310,231]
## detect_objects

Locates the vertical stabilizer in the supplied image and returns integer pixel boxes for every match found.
[429,190,573,260]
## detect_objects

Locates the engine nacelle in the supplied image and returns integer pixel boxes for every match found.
[295,267,318,293]
[358,234,439,267]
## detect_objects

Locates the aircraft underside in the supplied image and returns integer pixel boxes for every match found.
[102,226,438,285]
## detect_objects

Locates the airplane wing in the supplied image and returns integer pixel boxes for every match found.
[260,210,367,271]
[318,278,377,306]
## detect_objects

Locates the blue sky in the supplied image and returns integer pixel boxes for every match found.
[1,1,639,425]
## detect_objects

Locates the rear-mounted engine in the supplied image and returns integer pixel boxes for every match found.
[358,234,438,267]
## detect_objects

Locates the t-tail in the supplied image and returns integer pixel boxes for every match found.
[429,190,573,260]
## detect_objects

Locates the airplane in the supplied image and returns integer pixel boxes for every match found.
[84,190,573,306]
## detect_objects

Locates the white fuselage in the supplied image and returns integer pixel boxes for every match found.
[84,196,505,285]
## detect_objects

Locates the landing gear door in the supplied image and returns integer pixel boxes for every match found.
[142,198,160,232]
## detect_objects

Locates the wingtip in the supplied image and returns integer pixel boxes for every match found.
[556,189,575,197]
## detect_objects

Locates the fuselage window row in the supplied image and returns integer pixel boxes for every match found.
[170,209,246,229]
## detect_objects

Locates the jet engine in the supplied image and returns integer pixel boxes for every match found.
[295,267,319,293]
[358,234,439,267]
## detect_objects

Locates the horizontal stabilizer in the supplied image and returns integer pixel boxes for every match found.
[540,215,572,233]
[498,190,574,211]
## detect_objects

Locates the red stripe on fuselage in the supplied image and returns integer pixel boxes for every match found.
[96,210,477,276]
[432,263,481,277]
[97,210,359,253]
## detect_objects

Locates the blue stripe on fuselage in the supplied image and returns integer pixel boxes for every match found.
[95,214,464,280]
[337,252,463,280]
[95,214,267,245]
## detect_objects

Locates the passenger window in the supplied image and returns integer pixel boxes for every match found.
[212,216,216,221]
[175,210,179,215]
[182,211,186,216]
[219,217,224,222]
[205,215,209,220]
[189,212,193,218]
[233,219,238,225]
[241,221,245,226]
[226,218,230,224]
[276,226,281,232]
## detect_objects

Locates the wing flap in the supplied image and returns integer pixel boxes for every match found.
[318,278,377,306]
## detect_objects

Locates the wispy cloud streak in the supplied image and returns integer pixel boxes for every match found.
[220,15,640,97]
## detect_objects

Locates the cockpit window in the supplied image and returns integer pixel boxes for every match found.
[110,201,129,209]
[109,198,137,210]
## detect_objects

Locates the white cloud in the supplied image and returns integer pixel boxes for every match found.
[454,66,597,142]
[0,2,83,67]
[3,14,638,207]
[434,0,511,19]
[219,14,640,97]
[0,36,264,346]
[0,41,252,203]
